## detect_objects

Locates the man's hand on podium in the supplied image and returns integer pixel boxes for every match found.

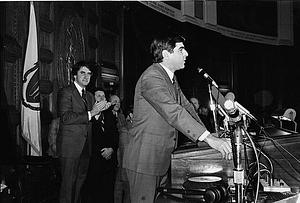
[201,132,233,160]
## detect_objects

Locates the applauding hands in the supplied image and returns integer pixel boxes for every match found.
[91,100,109,117]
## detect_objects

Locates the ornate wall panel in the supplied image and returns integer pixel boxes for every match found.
[3,2,28,110]
[56,13,85,89]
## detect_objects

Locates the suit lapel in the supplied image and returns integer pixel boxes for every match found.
[70,83,87,110]
[155,64,178,102]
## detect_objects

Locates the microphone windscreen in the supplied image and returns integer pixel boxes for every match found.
[224,100,235,111]
[211,86,226,108]
[225,92,235,101]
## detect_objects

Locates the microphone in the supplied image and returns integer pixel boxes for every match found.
[235,101,257,121]
[224,92,257,122]
[210,86,229,117]
[224,93,241,122]
[197,68,219,88]
[217,104,229,119]
[225,92,235,101]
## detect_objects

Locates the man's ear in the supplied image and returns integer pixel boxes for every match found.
[162,50,170,59]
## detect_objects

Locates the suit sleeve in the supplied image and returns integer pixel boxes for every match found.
[179,88,204,125]
[58,88,89,125]
[141,70,207,142]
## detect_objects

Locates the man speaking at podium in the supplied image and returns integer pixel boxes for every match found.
[123,34,232,203]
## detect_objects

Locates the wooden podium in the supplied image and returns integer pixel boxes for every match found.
[170,127,300,202]
[171,142,234,190]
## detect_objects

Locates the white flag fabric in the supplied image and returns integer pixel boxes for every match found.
[21,2,42,156]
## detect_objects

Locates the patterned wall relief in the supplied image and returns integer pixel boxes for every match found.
[56,14,85,88]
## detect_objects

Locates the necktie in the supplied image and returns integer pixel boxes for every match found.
[82,89,87,109]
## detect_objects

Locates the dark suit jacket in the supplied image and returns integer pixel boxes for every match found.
[90,109,119,170]
[123,63,207,176]
[57,83,94,158]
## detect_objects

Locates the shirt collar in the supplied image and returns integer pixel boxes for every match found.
[74,81,84,96]
[159,63,174,82]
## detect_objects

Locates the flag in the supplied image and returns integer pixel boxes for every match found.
[21,2,41,156]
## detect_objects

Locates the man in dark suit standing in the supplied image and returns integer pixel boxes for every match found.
[57,61,108,203]
[123,34,233,203]
[84,88,119,203]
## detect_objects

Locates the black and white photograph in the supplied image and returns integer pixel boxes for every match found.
[1,1,300,203]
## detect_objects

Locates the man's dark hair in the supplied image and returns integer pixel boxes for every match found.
[150,34,186,63]
[71,61,91,76]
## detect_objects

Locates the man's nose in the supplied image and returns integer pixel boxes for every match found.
[185,50,188,57]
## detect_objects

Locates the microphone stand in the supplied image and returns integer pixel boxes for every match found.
[227,115,247,203]
[208,83,219,133]
[232,124,245,203]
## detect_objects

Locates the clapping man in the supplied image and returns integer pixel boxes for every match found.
[57,61,108,203]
